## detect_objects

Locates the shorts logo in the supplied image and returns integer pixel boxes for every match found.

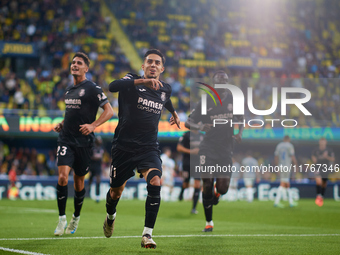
[200,155,206,165]
[79,89,85,97]
[161,92,166,101]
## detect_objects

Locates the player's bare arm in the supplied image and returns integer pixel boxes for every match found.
[169,111,181,129]
[79,102,113,136]
[185,118,212,132]
[176,143,199,155]
[53,120,64,133]
[322,151,335,162]
[233,116,244,143]
[134,79,163,91]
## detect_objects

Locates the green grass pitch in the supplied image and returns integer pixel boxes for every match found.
[0,198,339,254]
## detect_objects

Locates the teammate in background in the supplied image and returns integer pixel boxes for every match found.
[88,136,104,203]
[177,130,204,214]
[241,152,259,203]
[273,135,297,208]
[228,157,241,201]
[103,49,181,249]
[312,137,335,207]
[185,71,243,232]
[160,147,176,202]
[53,52,113,236]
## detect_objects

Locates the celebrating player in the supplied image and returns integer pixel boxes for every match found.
[273,136,297,208]
[185,71,243,232]
[103,49,181,249]
[177,130,204,214]
[312,137,335,206]
[53,52,113,236]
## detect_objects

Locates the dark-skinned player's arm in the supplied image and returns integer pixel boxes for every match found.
[185,104,211,132]
[79,102,114,136]
[232,115,244,143]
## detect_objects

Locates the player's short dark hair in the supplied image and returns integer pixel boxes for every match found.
[144,49,165,65]
[73,52,90,67]
[319,137,326,141]
[284,135,290,140]
[212,70,229,84]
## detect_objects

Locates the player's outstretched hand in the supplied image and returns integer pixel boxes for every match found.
[191,147,200,155]
[53,122,63,133]
[79,123,96,136]
[170,112,181,129]
[143,79,163,90]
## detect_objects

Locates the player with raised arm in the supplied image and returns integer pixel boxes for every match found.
[53,52,113,236]
[312,137,335,207]
[273,135,297,208]
[102,49,181,249]
[185,71,243,232]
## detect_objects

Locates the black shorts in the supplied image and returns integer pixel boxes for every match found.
[57,143,93,176]
[182,165,200,183]
[194,151,233,179]
[110,146,162,188]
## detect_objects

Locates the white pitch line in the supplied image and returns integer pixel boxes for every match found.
[0,206,57,213]
[0,246,49,255]
[0,233,339,241]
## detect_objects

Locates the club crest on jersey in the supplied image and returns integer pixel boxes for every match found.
[161,92,166,101]
[228,103,233,111]
[79,89,85,97]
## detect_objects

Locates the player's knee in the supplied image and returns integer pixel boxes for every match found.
[58,174,69,186]
[216,178,230,195]
[147,170,162,186]
[110,187,122,200]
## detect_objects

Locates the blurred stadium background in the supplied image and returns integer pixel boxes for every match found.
[0,0,340,201]
[1,0,340,254]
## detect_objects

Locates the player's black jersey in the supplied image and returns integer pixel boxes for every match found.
[189,93,243,159]
[178,131,204,167]
[58,79,109,147]
[91,145,104,169]
[312,147,334,166]
[109,73,174,151]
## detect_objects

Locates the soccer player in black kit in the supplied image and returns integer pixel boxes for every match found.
[177,130,204,214]
[185,71,243,232]
[88,136,104,203]
[103,49,181,249]
[312,137,335,207]
[53,52,113,236]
